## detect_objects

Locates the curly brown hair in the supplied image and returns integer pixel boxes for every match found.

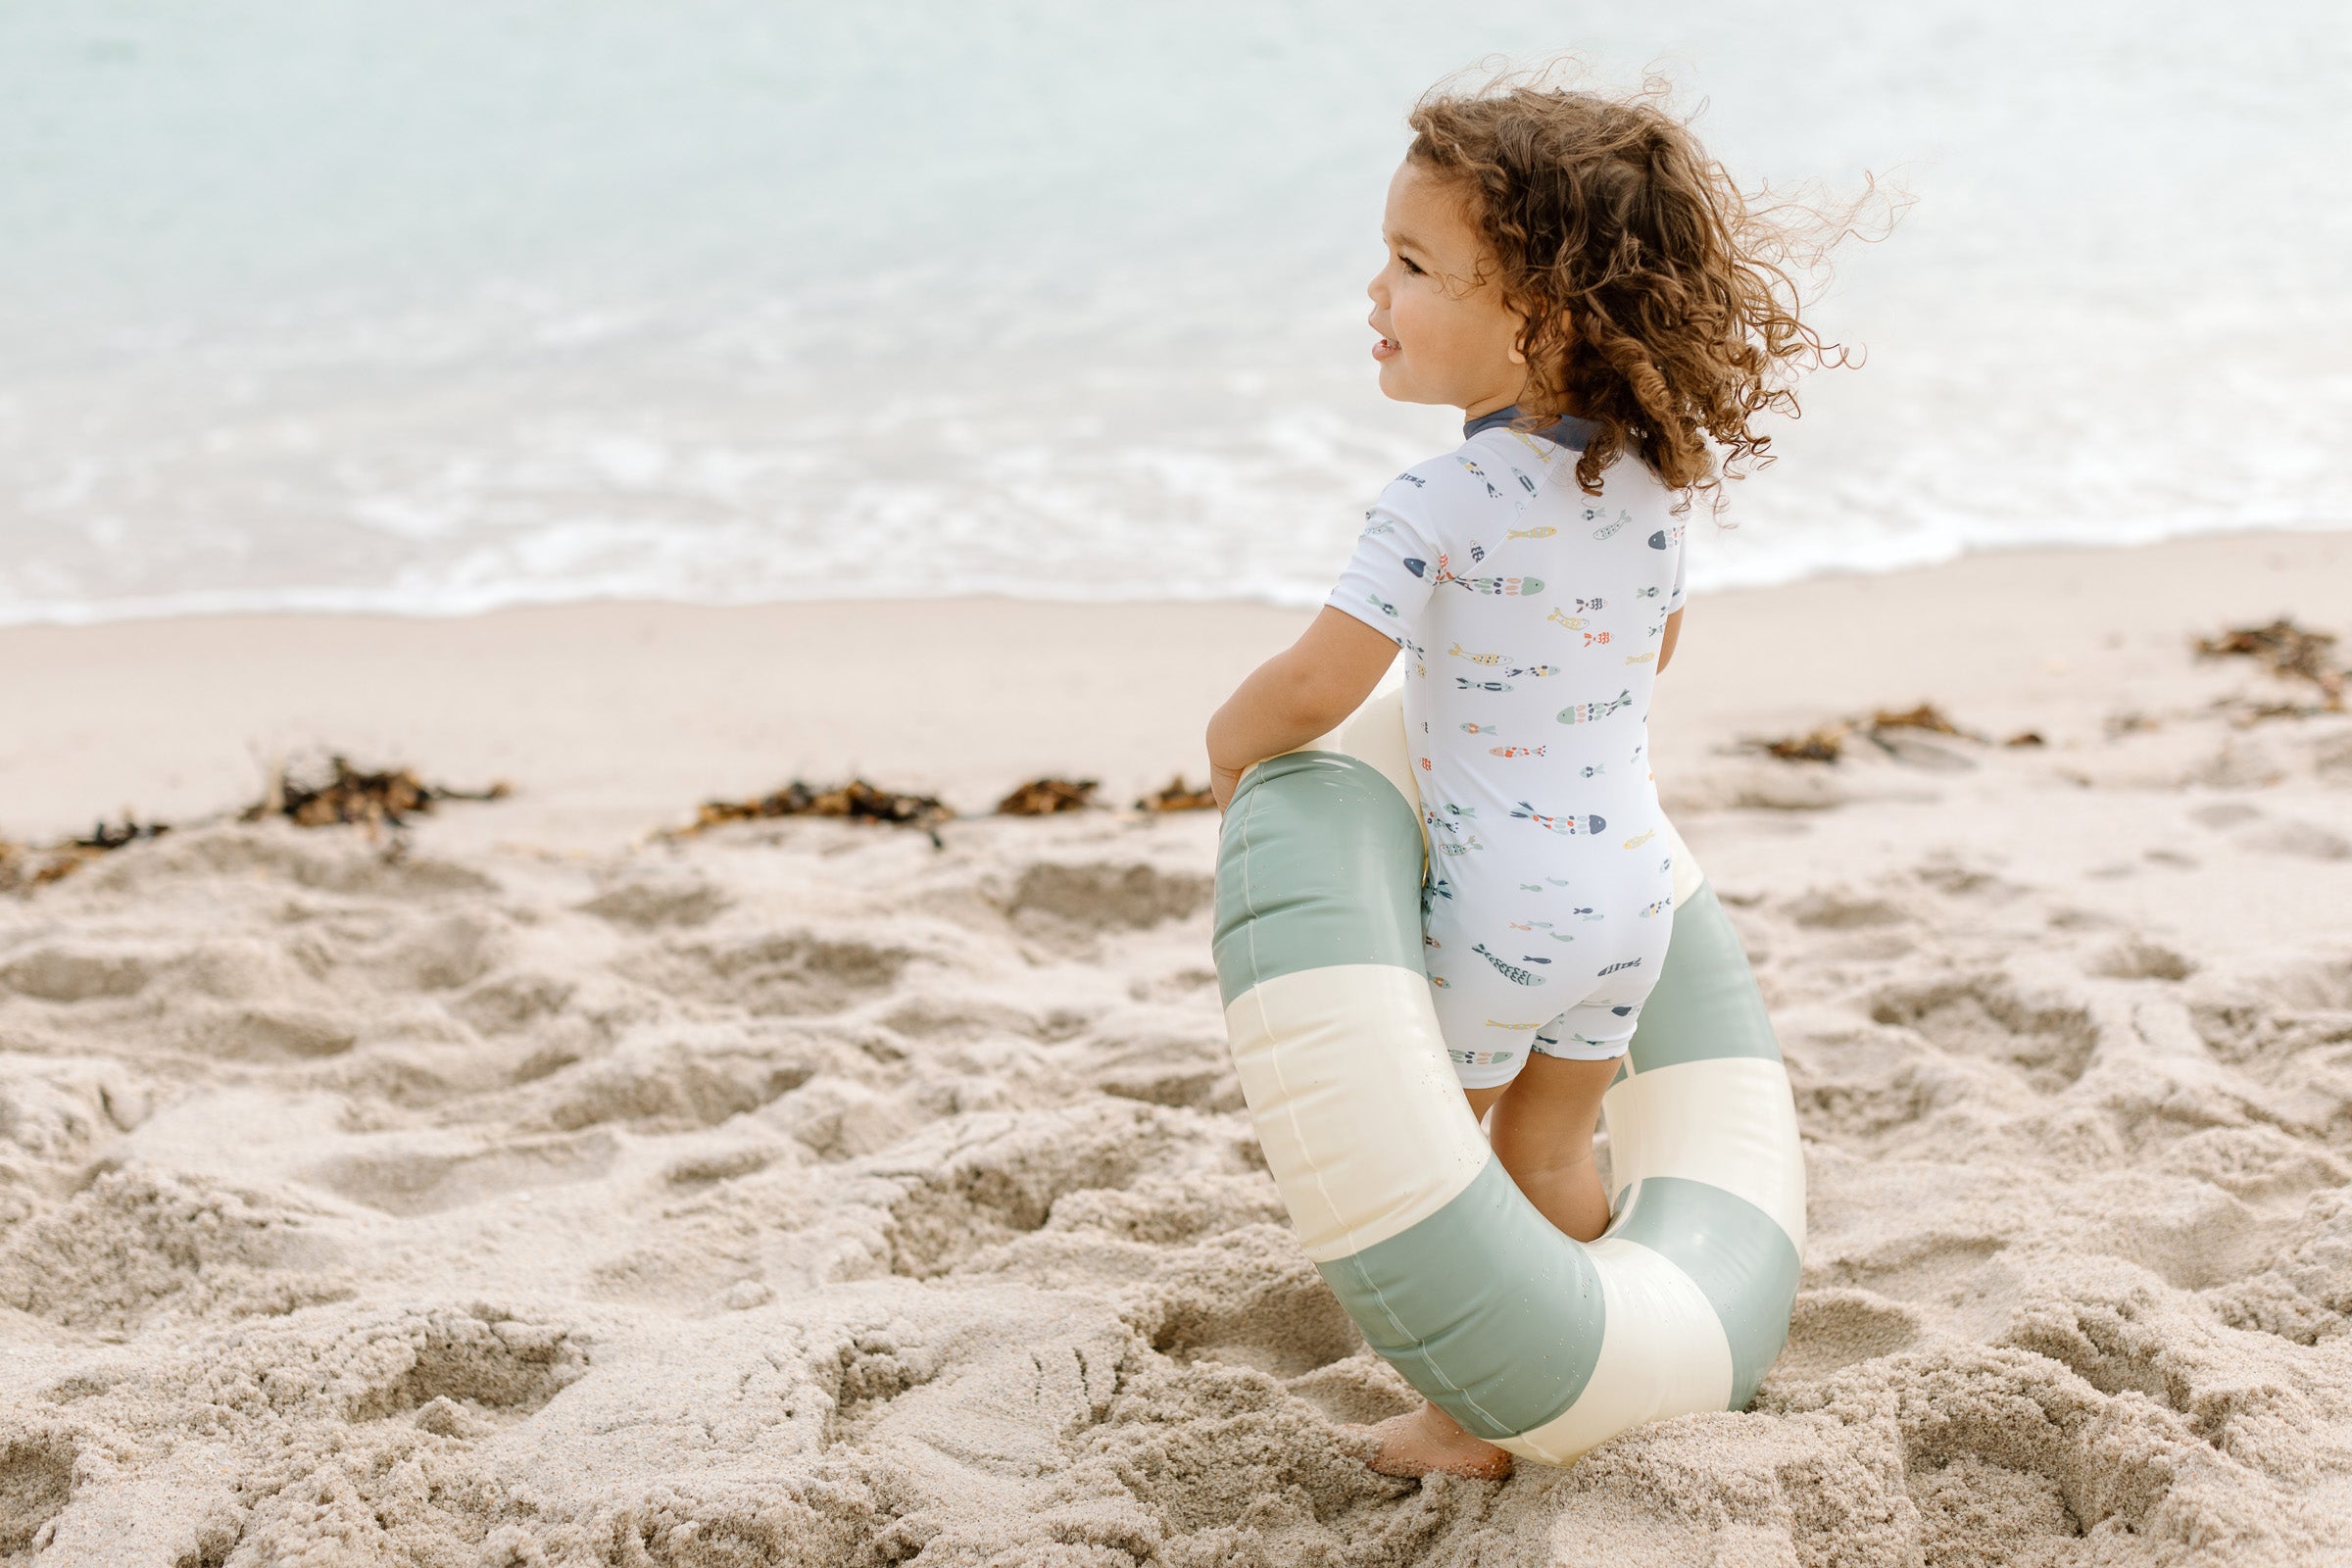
[1408,74,1863,510]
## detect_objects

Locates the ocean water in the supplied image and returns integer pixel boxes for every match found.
[3,1,2346,625]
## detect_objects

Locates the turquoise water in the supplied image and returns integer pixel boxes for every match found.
[3,1,2346,622]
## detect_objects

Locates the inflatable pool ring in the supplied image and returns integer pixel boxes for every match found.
[1211,691,1804,1465]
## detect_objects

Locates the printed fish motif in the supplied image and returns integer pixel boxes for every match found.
[1597,956,1644,976]
[1460,720,1500,735]
[1636,585,1659,599]
[1511,802,1607,836]
[1489,745,1547,759]
[1473,944,1545,986]
[1507,525,1556,540]
[1403,559,1427,578]
[1583,630,1612,647]
[1445,803,1477,818]
[1622,828,1658,850]
[1572,906,1603,921]
[1592,519,1625,540]
[1546,609,1587,630]
[1624,651,1655,664]
[1501,663,1557,678]
[1446,573,1543,596]
[1521,954,1553,965]
[1425,553,1541,596]
[1511,468,1540,496]
[1365,593,1397,618]
[1394,471,1428,487]
[1638,898,1673,917]
[1437,834,1486,856]
[1456,677,1514,693]
[1581,763,1606,777]
[1431,976,1450,989]
[1520,882,1543,892]
[1469,541,1487,563]
[1556,690,1635,725]
[1546,931,1578,942]
[1361,514,1394,535]
[1647,525,1686,550]
[1575,597,1607,612]
[1449,643,1502,665]
[1455,457,1503,499]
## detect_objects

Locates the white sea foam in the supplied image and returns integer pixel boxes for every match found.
[1,0,2345,626]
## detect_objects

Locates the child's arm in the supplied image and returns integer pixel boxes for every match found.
[1658,608,1684,672]
[1206,608,1401,808]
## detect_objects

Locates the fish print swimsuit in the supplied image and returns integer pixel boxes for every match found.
[1328,407,1687,1091]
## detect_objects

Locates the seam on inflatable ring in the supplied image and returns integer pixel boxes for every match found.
[1241,775,1356,1265]
[1404,1163,1511,1436]
[1240,764,1508,1439]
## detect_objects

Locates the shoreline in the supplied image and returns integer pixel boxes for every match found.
[3,516,2345,636]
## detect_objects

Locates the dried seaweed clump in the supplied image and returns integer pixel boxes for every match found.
[1765,723,1848,763]
[1766,702,1984,763]
[2195,618,2345,710]
[1870,704,1962,736]
[995,778,1098,816]
[0,819,170,894]
[681,780,952,844]
[1136,776,1218,811]
[245,757,511,831]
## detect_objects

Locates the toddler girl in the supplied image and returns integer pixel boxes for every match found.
[1205,74,1839,1480]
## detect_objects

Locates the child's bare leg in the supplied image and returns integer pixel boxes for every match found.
[1485,1053,1622,1242]
[1354,1057,1620,1480]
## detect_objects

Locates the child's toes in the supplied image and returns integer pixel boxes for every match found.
[1350,1411,1514,1480]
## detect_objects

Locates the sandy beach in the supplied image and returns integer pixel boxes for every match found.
[4,529,2351,1564]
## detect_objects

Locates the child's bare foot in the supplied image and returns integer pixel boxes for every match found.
[1351,1401,1513,1479]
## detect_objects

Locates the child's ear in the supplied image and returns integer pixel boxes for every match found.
[1510,308,1562,367]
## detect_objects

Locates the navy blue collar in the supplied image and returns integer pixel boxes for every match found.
[1462,404,1597,452]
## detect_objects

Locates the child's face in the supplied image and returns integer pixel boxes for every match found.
[1367,159,1531,416]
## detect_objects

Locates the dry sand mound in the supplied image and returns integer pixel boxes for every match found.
[2,703,2351,1565]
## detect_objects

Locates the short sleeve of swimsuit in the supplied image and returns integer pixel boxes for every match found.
[1326,473,1442,647]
